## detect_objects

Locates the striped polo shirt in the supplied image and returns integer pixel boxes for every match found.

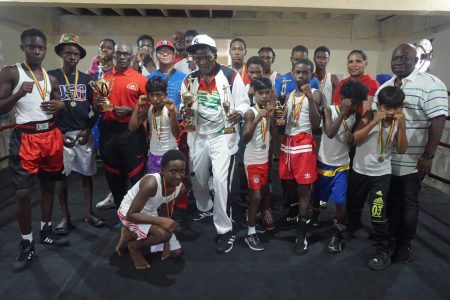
[374,68,448,176]
[196,73,225,135]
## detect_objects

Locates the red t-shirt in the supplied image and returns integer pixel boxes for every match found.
[102,67,147,123]
[241,64,251,86]
[332,74,379,107]
[173,54,184,64]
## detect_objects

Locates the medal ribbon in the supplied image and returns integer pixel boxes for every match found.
[61,68,79,101]
[334,106,349,131]
[163,177,175,217]
[256,104,268,146]
[291,92,306,125]
[23,62,47,101]
[152,107,163,142]
[319,73,327,93]
[377,119,397,158]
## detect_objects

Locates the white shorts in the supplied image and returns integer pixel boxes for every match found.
[63,130,97,176]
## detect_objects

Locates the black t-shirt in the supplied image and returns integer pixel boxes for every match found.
[48,69,94,133]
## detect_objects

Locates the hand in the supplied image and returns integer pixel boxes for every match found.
[76,129,90,145]
[266,104,274,116]
[188,58,197,71]
[137,95,151,109]
[340,99,352,117]
[64,135,76,148]
[113,106,133,119]
[95,96,108,106]
[256,109,268,121]
[301,84,313,99]
[343,131,354,144]
[274,104,286,119]
[40,100,64,114]
[417,156,432,178]
[393,112,405,124]
[159,217,177,232]
[164,99,177,113]
[17,81,34,98]
[373,111,387,123]
[227,111,242,125]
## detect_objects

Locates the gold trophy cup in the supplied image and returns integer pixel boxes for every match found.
[181,76,196,132]
[89,52,115,112]
[222,85,236,134]
[275,78,290,126]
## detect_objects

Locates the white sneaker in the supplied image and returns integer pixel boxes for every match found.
[96,193,117,210]
[319,200,328,209]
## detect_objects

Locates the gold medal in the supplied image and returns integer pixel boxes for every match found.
[378,156,384,162]
[70,101,77,107]
[261,144,266,149]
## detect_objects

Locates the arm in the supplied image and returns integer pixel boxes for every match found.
[304,86,322,130]
[331,74,339,91]
[362,95,374,113]
[353,111,384,145]
[323,106,343,139]
[242,109,257,145]
[394,112,408,154]
[228,71,251,124]
[0,66,32,114]
[417,115,447,177]
[41,75,64,115]
[128,98,150,132]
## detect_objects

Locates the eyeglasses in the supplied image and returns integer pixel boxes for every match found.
[192,55,214,62]
[156,50,174,56]
[115,51,132,58]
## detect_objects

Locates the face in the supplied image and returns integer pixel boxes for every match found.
[173,32,185,52]
[21,36,47,65]
[347,53,367,78]
[138,38,154,56]
[193,47,216,75]
[162,160,186,187]
[156,46,175,65]
[247,64,264,80]
[290,51,307,67]
[391,45,418,78]
[114,44,133,71]
[185,35,195,47]
[147,91,166,107]
[378,104,403,122]
[99,40,114,60]
[314,51,329,70]
[254,88,272,107]
[259,50,274,72]
[229,41,246,65]
[60,45,80,68]
[292,63,312,87]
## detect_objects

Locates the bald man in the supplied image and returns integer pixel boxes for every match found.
[373,44,448,263]
[96,43,148,208]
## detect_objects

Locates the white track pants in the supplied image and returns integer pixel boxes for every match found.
[190,133,235,235]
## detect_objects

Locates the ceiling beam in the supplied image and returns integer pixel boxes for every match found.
[329,13,343,19]
[136,8,146,16]
[87,8,102,15]
[185,9,191,17]
[64,7,83,15]
[305,12,315,19]
[256,11,264,18]
[112,8,124,16]
[209,9,213,18]
[232,10,236,18]
[160,9,168,17]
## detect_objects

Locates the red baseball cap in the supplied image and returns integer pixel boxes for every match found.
[155,40,175,51]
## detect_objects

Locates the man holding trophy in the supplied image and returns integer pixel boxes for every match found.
[94,43,148,209]
[180,35,250,254]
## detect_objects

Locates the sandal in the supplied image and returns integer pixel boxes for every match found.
[85,215,106,228]
[55,219,74,236]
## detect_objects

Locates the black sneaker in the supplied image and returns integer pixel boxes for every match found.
[216,231,235,254]
[40,224,69,246]
[245,233,264,251]
[294,235,308,255]
[280,215,299,230]
[327,230,344,254]
[12,239,35,273]
[394,243,412,264]
[368,251,391,270]
[191,209,213,221]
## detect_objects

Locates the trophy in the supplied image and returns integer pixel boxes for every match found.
[89,52,115,112]
[222,85,236,134]
[180,76,196,132]
[275,79,290,126]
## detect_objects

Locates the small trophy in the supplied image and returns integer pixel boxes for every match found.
[222,85,236,134]
[181,76,196,132]
[275,79,290,126]
[89,52,114,112]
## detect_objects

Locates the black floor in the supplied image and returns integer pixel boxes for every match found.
[0,166,449,300]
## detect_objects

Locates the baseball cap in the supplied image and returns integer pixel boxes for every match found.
[186,34,217,53]
[155,40,175,51]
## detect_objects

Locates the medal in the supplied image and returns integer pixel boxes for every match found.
[70,101,77,107]
[261,144,266,149]
[378,156,384,162]
[377,118,396,163]
[23,62,48,101]
[61,68,79,106]
[290,92,306,129]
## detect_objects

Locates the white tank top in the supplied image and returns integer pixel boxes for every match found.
[244,107,271,165]
[270,71,279,86]
[119,173,182,217]
[148,106,178,156]
[319,72,333,106]
[12,63,52,124]
[353,117,399,176]
[285,88,317,136]
[318,105,356,166]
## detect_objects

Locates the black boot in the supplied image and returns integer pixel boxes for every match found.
[327,224,345,254]
[294,219,308,255]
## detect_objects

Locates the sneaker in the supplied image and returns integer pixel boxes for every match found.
[262,209,275,231]
[319,200,328,209]
[294,235,308,255]
[191,208,213,221]
[394,243,412,264]
[255,223,266,233]
[245,233,264,251]
[327,230,344,254]
[368,251,391,270]
[96,193,117,210]
[280,215,298,230]
[40,224,69,246]
[12,240,35,273]
[216,231,235,254]
[310,212,320,228]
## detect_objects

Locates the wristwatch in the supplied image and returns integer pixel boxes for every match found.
[421,152,435,160]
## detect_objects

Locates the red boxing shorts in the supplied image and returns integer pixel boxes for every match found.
[9,120,64,190]
[245,162,269,190]
[279,132,317,185]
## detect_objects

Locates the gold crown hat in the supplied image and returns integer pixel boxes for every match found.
[54,33,87,59]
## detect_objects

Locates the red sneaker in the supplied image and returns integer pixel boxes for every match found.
[262,209,276,231]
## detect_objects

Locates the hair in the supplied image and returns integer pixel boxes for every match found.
[184,29,199,37]
[20,28,46,43]
[291,45,308,57]
[314,46,331,56]
[100,38,116,48]
[377,86,405,109]
[251,77,272,91]
[348,49,368,61]
[161,149,186,169]
[246,56,265,69]
[258,47,276,62]
[146,76,167,94]
[136,34,154,47]
[229,38,247,49]
[339,79,369,105]
[293,58,314,72]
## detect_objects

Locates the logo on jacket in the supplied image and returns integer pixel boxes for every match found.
[127,83,138,91]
